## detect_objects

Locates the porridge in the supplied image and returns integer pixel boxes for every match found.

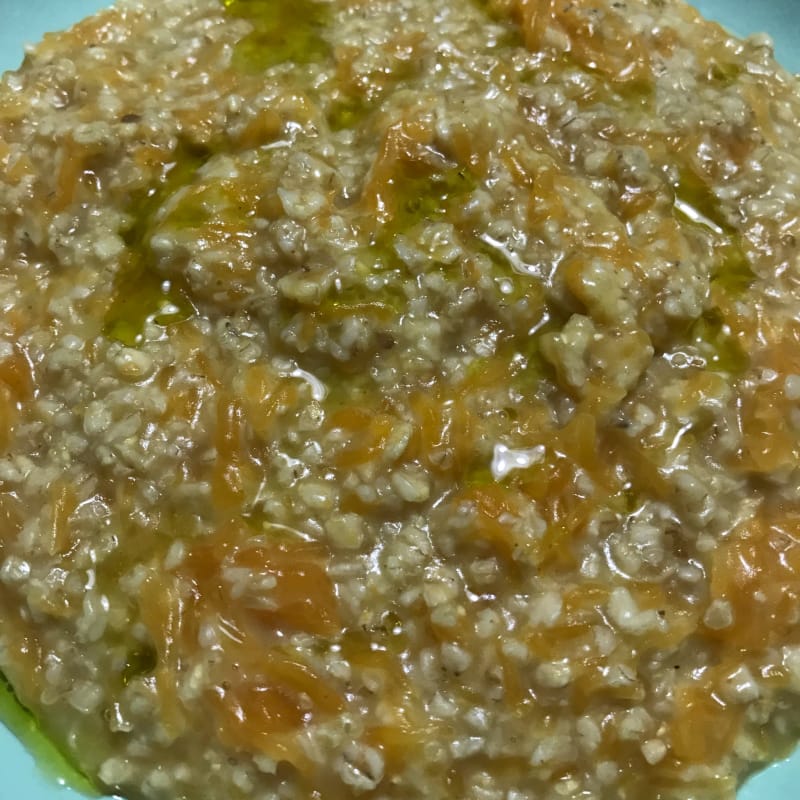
[0,0,800,798]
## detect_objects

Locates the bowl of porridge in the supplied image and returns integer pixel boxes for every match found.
[0,1,799,799]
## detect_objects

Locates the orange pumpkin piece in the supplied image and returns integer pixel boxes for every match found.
[213,655,342,750]
[407,389,475,476]
[670,684,743,765]
[0,345,34,402]
[212,393,258,511]
[137,573,190,739]
[708,513,800,650]
[513,0,652,85]
[137,518,345,759]
[48,481,77,557]
[0,345,35,452]
[228,538,342,638]
[330,407,397,469]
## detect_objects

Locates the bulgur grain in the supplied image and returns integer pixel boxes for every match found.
[0,1,799,799]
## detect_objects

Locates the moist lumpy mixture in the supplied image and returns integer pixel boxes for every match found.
[1,0,800,798]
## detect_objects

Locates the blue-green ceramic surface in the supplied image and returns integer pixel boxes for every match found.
[0,1,798,798]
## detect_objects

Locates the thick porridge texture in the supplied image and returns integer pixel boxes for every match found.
[0,0,800,798]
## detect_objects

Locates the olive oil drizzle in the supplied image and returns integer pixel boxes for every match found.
[223,0,332,73]
[0,674,99,796]
[689,308,749,374]
[672,167,756,297]
[104,144,209,346]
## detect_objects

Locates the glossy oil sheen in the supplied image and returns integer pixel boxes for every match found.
[0,2,797,800]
